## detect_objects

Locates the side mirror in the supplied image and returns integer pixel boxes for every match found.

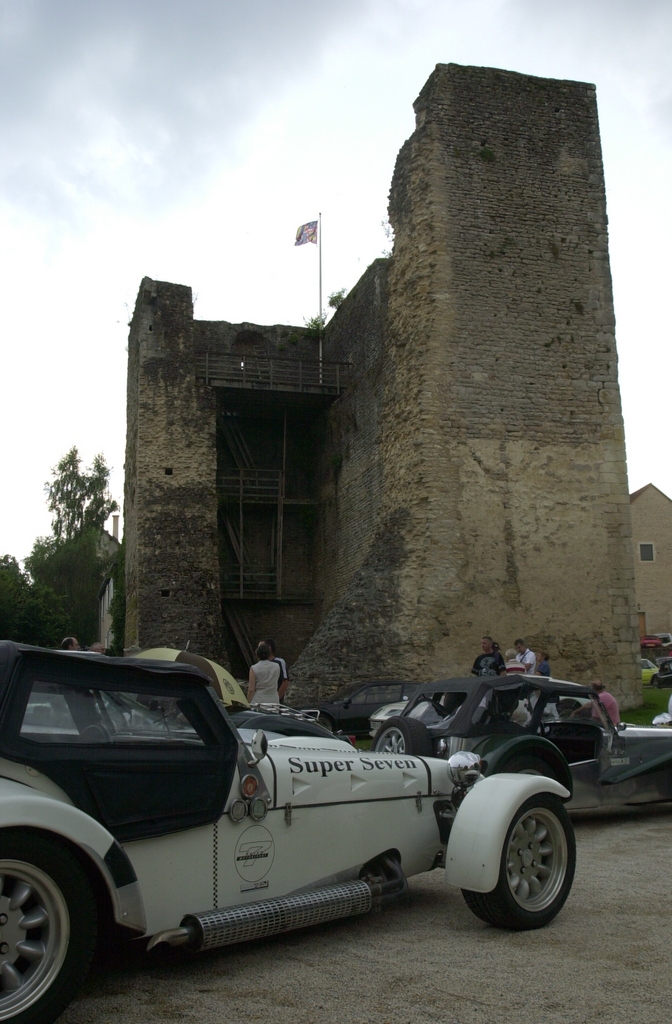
[342,699,351,709]
[247,729,268,765]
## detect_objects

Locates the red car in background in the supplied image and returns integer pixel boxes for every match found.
[640,635,663,649]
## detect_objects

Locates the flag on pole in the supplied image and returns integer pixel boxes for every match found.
[295,220,318,246]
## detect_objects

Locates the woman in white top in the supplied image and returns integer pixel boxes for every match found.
[248,643,281,704]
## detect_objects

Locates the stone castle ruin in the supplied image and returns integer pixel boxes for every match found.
[124,63,641,706]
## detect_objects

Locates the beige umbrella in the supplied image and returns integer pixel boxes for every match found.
[136,648,248,707]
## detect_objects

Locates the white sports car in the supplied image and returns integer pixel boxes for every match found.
[0,642,576,1023]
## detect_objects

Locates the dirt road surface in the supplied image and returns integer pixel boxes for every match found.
[60,806,672,1024]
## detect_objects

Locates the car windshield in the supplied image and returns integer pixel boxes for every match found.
[555,693,612,731]
[19,680,205,745]
[408,691,468,727]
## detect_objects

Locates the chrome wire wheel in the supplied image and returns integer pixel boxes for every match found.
[505,806,567,912]
[0,859,70,1019]
[376,727,406,754]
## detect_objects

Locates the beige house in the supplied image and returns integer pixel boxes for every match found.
[630,484,672,635]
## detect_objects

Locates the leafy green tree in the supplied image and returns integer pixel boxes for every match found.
[47,447,118,542]
[328,288,348,310]
[0,555,68,647]
[20,448,120,647]
[303,312,327,339]
[108,536,126,655]
[25,531,106,647]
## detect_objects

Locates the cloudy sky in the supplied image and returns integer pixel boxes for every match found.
[1,0,670,560]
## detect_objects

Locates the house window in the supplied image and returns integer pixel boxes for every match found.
[640,543,654,562]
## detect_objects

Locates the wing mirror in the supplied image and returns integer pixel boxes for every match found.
[342,699,351,709]
[247,729,268,765]
[447,750,481,786]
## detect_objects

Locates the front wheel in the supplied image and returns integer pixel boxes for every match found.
[461,794,575,930]
[373,717,433,756]
[0,830,97,1024]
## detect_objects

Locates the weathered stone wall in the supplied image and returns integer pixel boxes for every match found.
[124,278,224,659]
[291,63,640,706]
[315,261,389,610]
[630,484,672,634]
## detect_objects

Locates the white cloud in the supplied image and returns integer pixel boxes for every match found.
[1,0,671,557]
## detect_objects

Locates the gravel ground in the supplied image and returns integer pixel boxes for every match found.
[61,806,672,1024]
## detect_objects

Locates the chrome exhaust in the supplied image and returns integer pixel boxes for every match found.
[148,879,372,952]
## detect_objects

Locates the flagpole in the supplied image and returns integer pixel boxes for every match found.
[318,212,323,378]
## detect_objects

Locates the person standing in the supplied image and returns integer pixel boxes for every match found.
[591,679,620,725]
[248,643,281,704]
[263,637,289,701]
[514,638,536,674]
[503,648,524,675]
[471,636,506,676]
[536,651,551,677]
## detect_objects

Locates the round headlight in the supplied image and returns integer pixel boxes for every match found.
[241,773,258,799]
[249,796,268,821]
[229,798,248,822]
[447,750,481,785]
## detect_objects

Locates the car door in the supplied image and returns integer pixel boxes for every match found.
[0,651,238,842]
[600,721,672,804]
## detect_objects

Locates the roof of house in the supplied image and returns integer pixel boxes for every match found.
[630,483,672,504]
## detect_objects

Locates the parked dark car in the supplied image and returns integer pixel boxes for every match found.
[654,658,672,687]
[298,680,420,737]
[372,674,672,811]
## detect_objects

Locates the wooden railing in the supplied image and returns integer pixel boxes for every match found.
[221,568,278,597]
[196,351,351,394]
[218,470,281,503]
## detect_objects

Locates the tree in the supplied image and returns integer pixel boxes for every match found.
[108,536,126,655]
[0,555,68,647]
[328,288,348,311]
[47,447,118,542]
[303,312,327,339]
[20,447,120,647]
[25,531,107,647]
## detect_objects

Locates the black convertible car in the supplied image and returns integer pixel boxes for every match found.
[372,675,672,811]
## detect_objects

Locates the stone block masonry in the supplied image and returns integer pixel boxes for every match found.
[125,63,640,708]
[124,278,224,660]
[291,63,640,706]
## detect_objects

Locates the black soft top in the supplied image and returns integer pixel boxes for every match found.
[0,640,213,704]
[415,675,593,699]
[408,674,594,740]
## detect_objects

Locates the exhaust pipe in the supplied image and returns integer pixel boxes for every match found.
[148,879,373,952]
[147,853,407,954]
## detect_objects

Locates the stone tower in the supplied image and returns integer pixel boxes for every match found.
[124,279,223,658]
[292,63,640,705]
[124,63,640,707]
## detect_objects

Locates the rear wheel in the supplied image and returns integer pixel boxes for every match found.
[373,717,433,756]
[652,674,661,688]
[0,830,97,1024]
[462,794,575,930]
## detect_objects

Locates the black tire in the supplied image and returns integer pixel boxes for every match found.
[498,754,557,779]
[652,674,661,688]
[0,829,98,1024]
[317,714,334,733]
[462,793,576,930]
[373,716,433,756]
